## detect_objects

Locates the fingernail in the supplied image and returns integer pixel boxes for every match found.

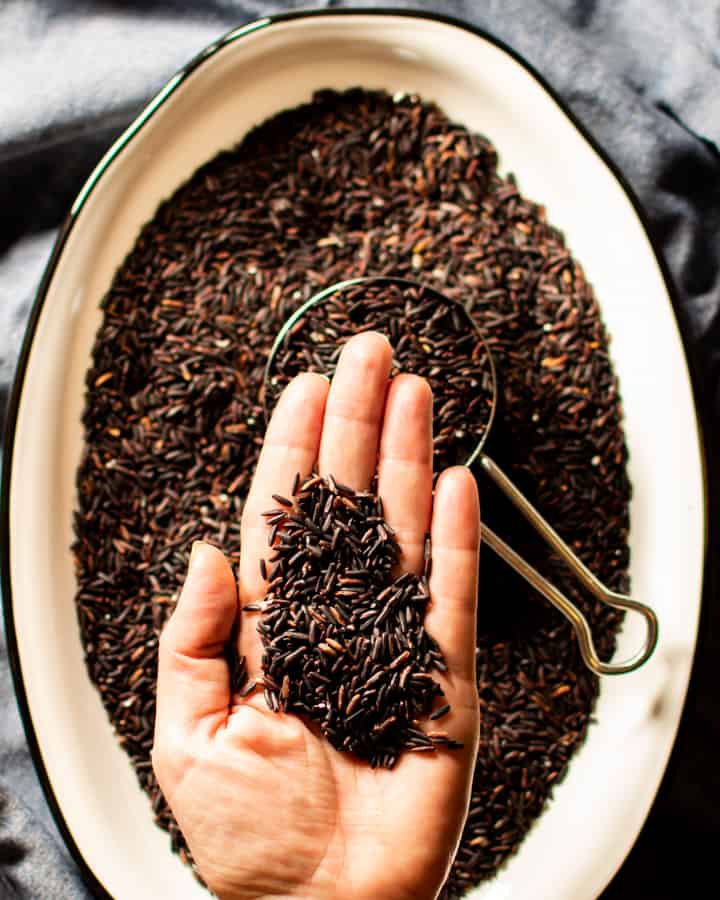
[180,541,217,608]
[187,540,216,580]
[189,540,206,569]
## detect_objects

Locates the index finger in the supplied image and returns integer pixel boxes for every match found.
[238,372,329,676]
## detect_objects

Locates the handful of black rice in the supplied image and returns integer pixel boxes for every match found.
[256,473,460,768]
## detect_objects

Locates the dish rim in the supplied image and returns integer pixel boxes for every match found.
[0,7,708,899]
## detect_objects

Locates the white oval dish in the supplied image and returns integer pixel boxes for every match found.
[1,10,705,900]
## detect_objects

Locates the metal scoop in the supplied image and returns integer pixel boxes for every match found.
[263,276,658,676]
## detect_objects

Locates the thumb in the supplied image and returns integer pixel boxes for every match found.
[156,542,238,736]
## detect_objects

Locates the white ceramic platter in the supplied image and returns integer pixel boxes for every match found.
[1,11,705,900]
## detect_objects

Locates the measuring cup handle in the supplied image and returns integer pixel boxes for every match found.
[478,454,659,676]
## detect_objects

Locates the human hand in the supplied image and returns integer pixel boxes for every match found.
[152,332,481,900]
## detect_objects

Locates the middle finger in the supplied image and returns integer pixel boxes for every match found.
[318,331,392,490]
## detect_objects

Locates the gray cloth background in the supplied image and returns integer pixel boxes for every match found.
[1,1,719,897]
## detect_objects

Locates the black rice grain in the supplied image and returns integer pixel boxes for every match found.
[258,473,457,767]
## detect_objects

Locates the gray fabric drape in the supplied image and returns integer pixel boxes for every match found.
[2,2,718,897]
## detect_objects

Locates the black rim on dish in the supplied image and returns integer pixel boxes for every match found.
[0,8,708,899]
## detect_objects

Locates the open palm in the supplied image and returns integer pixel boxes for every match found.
[153,333,481,900]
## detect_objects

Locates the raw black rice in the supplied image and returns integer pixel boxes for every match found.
[73,88,630,895]
[257,473,459,768]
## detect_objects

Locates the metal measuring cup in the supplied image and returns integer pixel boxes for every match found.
[262,276,659,676]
